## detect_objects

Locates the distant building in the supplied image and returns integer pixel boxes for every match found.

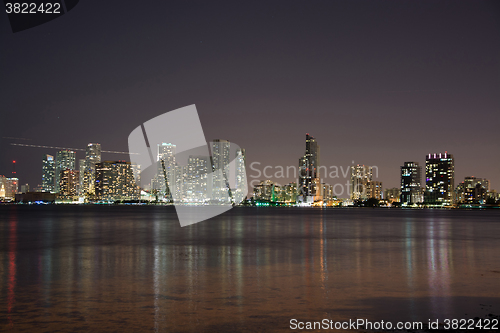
[384,187,401,203]
[456,177,490,204]
[82,143,101,197]
[350,165,372,200]
[42,154,55,193]
[211,139,231,203]
[3,177,19,200]
[55,150,76,193]
[283,182,297,203]
[59,169,79,199]
[400,162,423,205]
[367,181,383,200]
[185,155,211,203]
[253,180,275,202]
[298,134,320,202]
[0,175,6,199]
[234,148,247,202]
[95,161,139,202]
[321,183,333,201]
[20,183,29,194]
[424,152,455,205]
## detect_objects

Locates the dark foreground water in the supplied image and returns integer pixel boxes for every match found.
[0,206,499,332]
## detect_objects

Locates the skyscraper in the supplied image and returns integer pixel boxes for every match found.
[211,139,231,203]
[59,169,80,199]
[400,162,423,205]
[424,152,455,205]
[42,154,55,193]
[155,143,176,199]
[95,161,139,202]
[350,165,372,200]
[298,134,320,202]
[83,143,101,197]
[185,155,211,203]
[55,150,76,193]
[234,148,247,203]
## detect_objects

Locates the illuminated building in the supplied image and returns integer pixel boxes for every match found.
[153,143,176,199]
[367,181,383,200]
[95,161,139,202]
[82,143,101,197]
[350,165,372,200]
[211,139,231,203]
[59,169,79,199]
[298,134,320,202]
[4,177,18,200]
[400,162,423,205]
[0,175,6,199]
[253,180,275,202]
[424,152,455,205]
[42,154,55,193]
[55,150,76,193]
[185,156,211,203]
[456,176,490,204]
[234,148,247,202]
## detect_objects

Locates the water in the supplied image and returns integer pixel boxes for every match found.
[0,206,499,332]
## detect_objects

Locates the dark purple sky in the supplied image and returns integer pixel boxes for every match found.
[1,1,499,196]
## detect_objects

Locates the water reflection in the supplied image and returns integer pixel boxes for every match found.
[0,207,499,331]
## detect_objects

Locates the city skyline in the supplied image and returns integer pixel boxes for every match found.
[1,134,498,204]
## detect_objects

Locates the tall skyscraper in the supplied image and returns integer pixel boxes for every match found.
[154,143,176,199]
[83,143,101,197]
[350,165,372,200]
[424,152,455,205]
[95,161,139,202]
[185,155,211,203]
[298,134,320,202]
[78,159,86,196]
[234,148,247,202]
[59,169,79,199]
[400,162,423,205]
[42,154,55,193]
[211,139,231,203]
[55,150,76,193]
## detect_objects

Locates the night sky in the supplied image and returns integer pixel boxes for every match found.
[1,1,499,196]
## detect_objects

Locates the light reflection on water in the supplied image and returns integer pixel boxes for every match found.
[0,206,499,332]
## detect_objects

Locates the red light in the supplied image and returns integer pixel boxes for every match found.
[13,161,16,163]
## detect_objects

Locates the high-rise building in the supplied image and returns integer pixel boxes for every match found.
[59,169,79,199]
[185,155,211,203]
[42,154,55,193]
[55,150,76,193]
[211,139,231,203]
[367,181,383,200]
[400,162,423,205]
[234,148,247,202]
[82,143,101,197]
[298,134,320,202]
[4,178,18,200]
[350,165,372,200]
[95,161,139,202]
[424,152,455,205]
[456,177,490,204]
[151,143,176,200]
[0,175,6,199]
[78,159,86,196]
[253,180,275,202]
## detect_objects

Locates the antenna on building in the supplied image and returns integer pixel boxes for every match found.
[12,160,16,177]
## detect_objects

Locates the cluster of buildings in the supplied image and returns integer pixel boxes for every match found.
[251,135,498,207]
[384,153,497,207]
[1,134,498,207]
[149,141,247,204]
[1,140,247,204]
